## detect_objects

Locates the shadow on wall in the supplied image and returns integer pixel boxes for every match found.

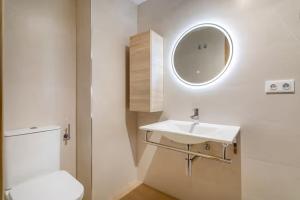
[125,45,164,167]
[137,112,242,200]
[125,46,139,166]
[136,112,163,164]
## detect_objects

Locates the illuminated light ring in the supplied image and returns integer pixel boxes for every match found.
[171,23,233,87]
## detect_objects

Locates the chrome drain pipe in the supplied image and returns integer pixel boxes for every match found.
[186,144,192,176]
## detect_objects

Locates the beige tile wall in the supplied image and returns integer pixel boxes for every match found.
[137,0,300,199]
[3,0,77,176]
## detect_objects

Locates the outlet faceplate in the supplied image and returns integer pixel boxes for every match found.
[265,79,295,94]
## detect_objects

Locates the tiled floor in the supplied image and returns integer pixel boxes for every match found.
[120,184,178,200]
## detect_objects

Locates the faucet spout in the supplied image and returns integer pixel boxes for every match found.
[190,108,200,121]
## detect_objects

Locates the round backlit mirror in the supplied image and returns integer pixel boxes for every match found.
[172,24,233,86]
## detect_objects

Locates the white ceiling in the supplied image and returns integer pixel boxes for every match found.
[130,0,147,5]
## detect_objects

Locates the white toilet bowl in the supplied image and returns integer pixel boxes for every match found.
[5,171,84,200]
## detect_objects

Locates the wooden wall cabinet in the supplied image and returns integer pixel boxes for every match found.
[129,30,163,112]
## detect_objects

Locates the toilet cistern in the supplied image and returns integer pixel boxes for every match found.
[190,108,200,122]
[4,126,84,200]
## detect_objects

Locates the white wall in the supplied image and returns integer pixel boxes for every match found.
[3,0,77,176]
[91,0,138,199]
[137,0,300,200]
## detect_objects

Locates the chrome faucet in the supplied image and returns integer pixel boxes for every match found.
[190,108,200,122]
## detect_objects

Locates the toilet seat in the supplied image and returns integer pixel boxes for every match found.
[6,171,84,200]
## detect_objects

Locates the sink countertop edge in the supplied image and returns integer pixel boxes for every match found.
[139,120,240,145]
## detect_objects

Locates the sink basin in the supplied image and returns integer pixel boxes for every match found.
[139,120,240,144]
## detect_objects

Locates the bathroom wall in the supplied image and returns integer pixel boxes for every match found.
[0,0,3,198]
[91,0,138,199]
[137,0,300,200]
[3,0,77,175]
[76,0,92,199]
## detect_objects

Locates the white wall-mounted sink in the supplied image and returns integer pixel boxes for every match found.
[139,120,240,144]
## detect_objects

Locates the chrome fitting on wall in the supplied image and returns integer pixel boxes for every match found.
[63,123,71,142]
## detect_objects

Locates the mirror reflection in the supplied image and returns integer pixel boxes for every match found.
[173,24,232,85]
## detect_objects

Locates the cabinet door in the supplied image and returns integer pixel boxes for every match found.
[129,30,163,112]
[130,32,151,112]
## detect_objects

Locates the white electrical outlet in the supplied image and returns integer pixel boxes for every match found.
[265,79,295,94]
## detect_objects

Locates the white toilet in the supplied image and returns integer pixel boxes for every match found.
[4,126,84,200]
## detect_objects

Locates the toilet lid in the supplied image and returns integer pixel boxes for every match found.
[8,171,84,200]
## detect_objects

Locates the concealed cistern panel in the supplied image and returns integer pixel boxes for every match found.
[265,79,295,94]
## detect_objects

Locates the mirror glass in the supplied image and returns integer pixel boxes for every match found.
[172,24,232,86]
